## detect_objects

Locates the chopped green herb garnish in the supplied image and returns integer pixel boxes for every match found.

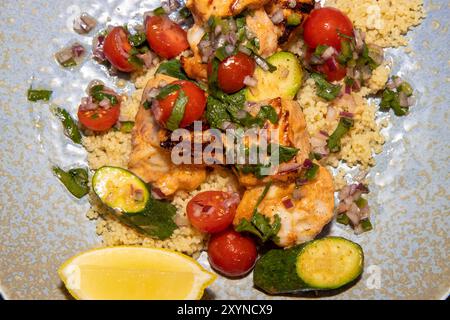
[91,86,118,105]
[327,117,354,153]
[235,182,281,243]
[304,163,319,180]
[398,82,414,97]
[156,59,189,80]
[156,84,181,100]
[52,167,89,199]
[337,213,350,225]
[128,32,147,47]
[166,90,188,131]
[128,55,144,68]
[27,88,52,102]
[52,106,82,144]
[120,121,135,133]
[311,73,342,101]
[143,100,151,110]
[314,45,329,57]
[61,58,78,68]
[361,219,373,232]
[215,46,231,61]
[355,197,368,209]
[337,40,353,65]
[153,7,166,16]
[179,7,192,19]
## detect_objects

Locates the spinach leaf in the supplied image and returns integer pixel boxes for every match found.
[53,167,89,199]
[52,107,82,144]
[311,73,342,101]
[156,59,189,80]
[121,195,178,240]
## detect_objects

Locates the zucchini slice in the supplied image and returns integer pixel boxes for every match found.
[92,166,150,214]
[253,237,364,294]
[246,51,303,102]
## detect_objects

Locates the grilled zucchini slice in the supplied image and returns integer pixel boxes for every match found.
[254,237,364,294]
[92,166,150,214]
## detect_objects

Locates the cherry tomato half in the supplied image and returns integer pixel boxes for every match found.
[145,15,189,59]
[78,104,120,132]
[305,48,347,82]
[208,229,258,277]
[103,26,136,73]
[187,191,239,234]
[208,53,256,94]
[153,80,207,129]
[303,7,354,50]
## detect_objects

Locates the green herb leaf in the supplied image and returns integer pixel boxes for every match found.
[156,59,189,80]
[128,32,147,47]
[166,89,188,131]
[311,73,342,101]
[156,84,181,100]
[120,195,178,240]
[304,163,319,180]
[90,85,119,105]
[179,7,192,19]
[52,107,82,144]
[119,121,135,133]
[361,219,373,232]
[153,7,166,16]
[235,183,281,243]
[274,144,299,163]
[61,58,78,68]
[27,88,52,102]
[336,213,350,225]
[327,117,354,153]
[52,167,89,199]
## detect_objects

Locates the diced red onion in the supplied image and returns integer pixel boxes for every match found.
[319,130,329,137]
[282,198,294,209]
[151,187,166,200]
[398,92,409,107]
[326,106,338,123]
[278,162,301,173]
[325,56,339,72]
[303,159,313,169]
[339,111,354,119]
[79,96,98,111]
[71,43,86,58]
[226,32,237,46]
[292,188,305,200]
[238,45,252,56]
[223,193,240,209]
[254,56,270,71]
[214,25,222,36]
[407,96,416,106]
[271,9,285,24]
[225,44,235,55]
[321,46,337,60]
[243,76,258,87]
[92,35,106,62]
[356,183,370,194]
[73,12,97,34]
[345,84,352,94]
[137,51,154,68]
[99,98,111,109]
[354,29,364,52]
[151,100,161,119]
[346,203,361,226]
[311,136,327,148]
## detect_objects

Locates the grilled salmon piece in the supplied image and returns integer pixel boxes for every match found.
[128,74,207,196]
[234,165,335,247]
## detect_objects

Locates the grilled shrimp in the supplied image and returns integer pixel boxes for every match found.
[186,0,270,23]
[234,165,335,247]
[236,99,311,187]
[128,74,207,196]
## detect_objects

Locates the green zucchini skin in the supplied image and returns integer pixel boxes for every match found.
[246,51,303,102]
[253,237,364,294]
[92,166,150,214]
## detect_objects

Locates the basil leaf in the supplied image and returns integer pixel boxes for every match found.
[52,167,89,199]
[128,32,146,47]
[27,88,52,102]
[120,195,178,240]
[156,59,189,80]
[311,73,342,101]
[206,96,232,129]
[156,84,181,100]
[327,117,354,153]
[271,144,299,163]
[52,107,82,144]
[166,90,188,131]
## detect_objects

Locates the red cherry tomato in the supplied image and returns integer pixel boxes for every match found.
[208,229,258,277]
[153,80,206,129]
[303,7,354,50]
[316,58,347,82]
[208,53,256,94]
[305,48,347,82]
[187,191,238,234]
[78,104,120,132]
[103,26,136,73]
[145,15,189,59]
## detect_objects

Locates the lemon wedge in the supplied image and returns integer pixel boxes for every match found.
[58,246,216,300]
